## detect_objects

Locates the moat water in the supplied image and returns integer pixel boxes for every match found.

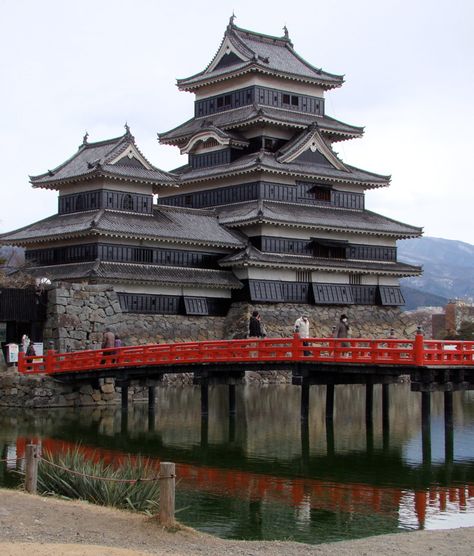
[1,383,474,544]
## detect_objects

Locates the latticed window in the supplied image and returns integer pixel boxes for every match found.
[296,270,311,282]
[349,274,362,285]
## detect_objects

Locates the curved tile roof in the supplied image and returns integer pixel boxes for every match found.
[171,151,389,188]
[159,105,363,145]
[177,22,343,90]
[0,206,245,248]
[24,261,242,289]
[216,200,422,238]
[30,129,177,189]
[219,245,422,277]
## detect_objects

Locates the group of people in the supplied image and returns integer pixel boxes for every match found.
[248,311,351,340]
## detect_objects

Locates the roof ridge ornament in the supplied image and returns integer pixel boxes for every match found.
[283,25,289,39]
[82,131,89,146]
[124,122,133,139]
[228,12,236,28]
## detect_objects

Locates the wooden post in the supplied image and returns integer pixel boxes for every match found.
[159,462,175,527]
[121,381,129,411]
[414,331,425,366]
[300,383,309,421]
[200,381,209,416]
[444,391,454,463]
[228,384,236,415]
[25,443,38,494]
[148,386,156,410]
[326,383,335,421]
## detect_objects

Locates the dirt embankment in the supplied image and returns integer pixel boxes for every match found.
[1,488,474,556]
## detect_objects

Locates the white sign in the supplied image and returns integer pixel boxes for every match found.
[6,343,19,363]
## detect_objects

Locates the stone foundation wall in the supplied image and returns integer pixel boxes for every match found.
[42,283,428,352]
[0,370,152,408]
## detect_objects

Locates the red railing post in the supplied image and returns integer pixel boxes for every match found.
[18,352,25,373]
[292,332,301,361]
[45,350,56,374]
[414,330,425,366]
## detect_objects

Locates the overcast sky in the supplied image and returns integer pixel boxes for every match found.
[1,0,473,245]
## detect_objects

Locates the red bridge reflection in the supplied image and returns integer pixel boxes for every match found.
[14,437,474,528]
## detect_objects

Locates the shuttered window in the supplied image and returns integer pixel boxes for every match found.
[312,283,354,305]
[184,297,209,315]
[379,286,405,306]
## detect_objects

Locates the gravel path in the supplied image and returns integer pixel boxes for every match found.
[1,488,474,555]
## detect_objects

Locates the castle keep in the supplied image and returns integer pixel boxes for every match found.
[0,20,422,346]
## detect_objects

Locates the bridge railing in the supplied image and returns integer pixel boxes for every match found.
[17,335,474,375]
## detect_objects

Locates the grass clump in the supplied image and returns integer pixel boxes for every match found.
[37,447,161,514]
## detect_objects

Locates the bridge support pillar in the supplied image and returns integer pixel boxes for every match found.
[421,391,431,464]
[120,382,129,412]
[325,384,334,421]
[382,383,390,451]
[148,386,156,410]
[444,391,454,463]
[201,381,209,416]
[300,383,309,421]
[365,382,374,425]
[229,384,236,416]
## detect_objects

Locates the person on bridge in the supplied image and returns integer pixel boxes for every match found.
[335,314,351,352]
[102,329,115,349]
[294,315,311,355]
[248,311,265,338]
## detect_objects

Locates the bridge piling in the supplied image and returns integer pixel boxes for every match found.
[200,382,209,416]
[228,384,236,416]
[300,383,310,421]
[148,386,156,410]
[421,391,432,464]
[325,384,335,421]
[382,384,390,451]
[120,382,129,412]
[444,391,454,462]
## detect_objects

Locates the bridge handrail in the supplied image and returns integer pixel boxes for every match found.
[17,335,474,375]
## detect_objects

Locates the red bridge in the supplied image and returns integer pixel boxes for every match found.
[18,334,474,384]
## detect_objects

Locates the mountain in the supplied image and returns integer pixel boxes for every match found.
[398,236,474,309]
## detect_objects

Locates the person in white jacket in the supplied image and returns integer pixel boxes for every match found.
[294,315,311,355]
[294,315,310,338]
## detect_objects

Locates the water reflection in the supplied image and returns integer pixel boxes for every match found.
[1,383,474,543]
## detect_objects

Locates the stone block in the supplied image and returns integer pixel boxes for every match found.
[101,383,115,394]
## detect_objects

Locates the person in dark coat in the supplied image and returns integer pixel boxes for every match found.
[335,314,351,349]
[248,310,265,338]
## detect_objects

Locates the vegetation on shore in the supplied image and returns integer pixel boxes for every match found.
[35,448,161,514]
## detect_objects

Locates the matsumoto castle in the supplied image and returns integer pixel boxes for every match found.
[1,19,422,330]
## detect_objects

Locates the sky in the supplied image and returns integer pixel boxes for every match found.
[1,0,473,244]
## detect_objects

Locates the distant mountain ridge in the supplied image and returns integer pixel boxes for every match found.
[398,236,474,309]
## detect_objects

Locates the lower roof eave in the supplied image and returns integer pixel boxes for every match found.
[221,260,422,277]
[223,219,422,239]
[87,277,241,290]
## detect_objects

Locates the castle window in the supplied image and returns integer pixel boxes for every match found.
[349,274,361,285]
[296,270,311,282]
[291,95,299,106]
[309,185,331,202]
[122,194,134,210]
[282,94,290,104]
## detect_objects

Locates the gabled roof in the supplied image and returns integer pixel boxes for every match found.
[171,150,390,189]
[276,124,348,170]
[177,19,344,91]
[219,244,422,277]
[180,124,249,154]
[0,206,246,249]
[159,105,363,146]
[216,200,423,239]
[30,126,177,190]
[23,261,242,289]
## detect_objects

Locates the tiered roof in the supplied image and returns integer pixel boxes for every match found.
[0,205,245,249]
[171,149,390,188]
[31,126,177,190]
[216,200,422,238]
[219,245,421,277]
[159,105,363,146]
[177,18,344,91]
[22,261,242,289]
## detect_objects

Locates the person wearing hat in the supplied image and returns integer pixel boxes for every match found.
[335,314,351,353]
[294,314,311,355]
